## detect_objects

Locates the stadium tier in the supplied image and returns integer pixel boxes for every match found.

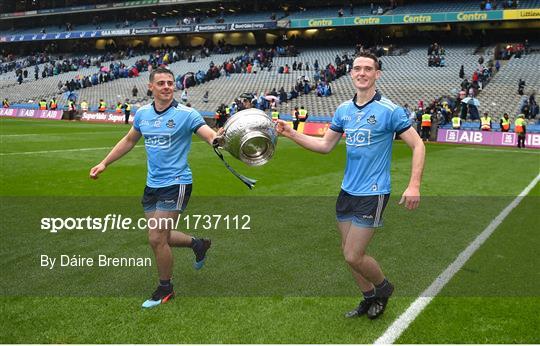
[3,46,538,127]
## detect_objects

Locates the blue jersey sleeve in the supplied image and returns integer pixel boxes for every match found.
[133,110,141,132]
[330,106,345,133]
[189,109,206,133]
[390,107,411,135]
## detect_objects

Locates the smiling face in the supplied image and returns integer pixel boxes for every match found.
[149,72,175,105]
[350,56,381,92]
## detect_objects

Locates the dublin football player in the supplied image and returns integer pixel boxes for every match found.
[276,52,425,319]
[90,67,219,308]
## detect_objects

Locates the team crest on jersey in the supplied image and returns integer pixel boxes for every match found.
[367,115,377,125]
[166,119,175,128]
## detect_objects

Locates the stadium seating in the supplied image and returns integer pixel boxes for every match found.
[5,44,539,127]
[477,53,540,120]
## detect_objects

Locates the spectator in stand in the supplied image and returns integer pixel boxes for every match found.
[284,64,290,74]
[521,101,530,119]
[469,104,480,120]
[529,92,538,118]
[518,79,525,95]
[132,85,138,97]
[181,89,188,104]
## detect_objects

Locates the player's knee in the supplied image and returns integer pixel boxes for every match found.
[343,249,365,266]
[148,230,168,248]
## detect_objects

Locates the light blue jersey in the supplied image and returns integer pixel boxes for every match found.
[330,92,411,196]
[133,100,206,188]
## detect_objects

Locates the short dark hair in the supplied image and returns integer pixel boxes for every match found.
[149,67,174,82]
[354,52,380,70]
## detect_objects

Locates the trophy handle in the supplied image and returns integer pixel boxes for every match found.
[212,135,225,148]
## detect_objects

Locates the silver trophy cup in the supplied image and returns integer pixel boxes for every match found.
[214,108,278,166]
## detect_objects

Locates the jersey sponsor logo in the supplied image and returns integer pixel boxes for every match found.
[144,133,171,148]
[345,128,371,146]
[367,114,377,125]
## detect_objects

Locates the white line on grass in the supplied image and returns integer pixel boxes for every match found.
[374,172,540,344]
[0,141,206,156]
[0,131,125,137]
[455,147,540,155]
[0,145,142,156]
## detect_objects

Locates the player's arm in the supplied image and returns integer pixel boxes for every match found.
[89,127,142,179]
[275,119,341,154]
[398,127,425,210]
[195,124,221,145]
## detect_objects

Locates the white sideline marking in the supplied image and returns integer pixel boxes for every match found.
[0,146,143,156]
[0,131,124,137]
[374,172,540,344]
[0,141,205,156]
[455,147,540,155]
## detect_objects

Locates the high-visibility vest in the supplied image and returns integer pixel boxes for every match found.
[98,102,106,111]
[480,116,491,130]
[501,117,510,131]
[299,109,307,119]
[225,107,230,115]
[49,100,57,110]
[68,101,76,111]
[39,101,47,110]
[3,99,9,108]
[421,114,431,127]
[124,103,131,111]
[452,117,461,129]
[271,111,279,120]
[116,104,122,113]
[81,102,88,111]
[515,118,525,133]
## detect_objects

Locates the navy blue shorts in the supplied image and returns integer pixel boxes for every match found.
[336,190,390,228]
[142,184,192,213]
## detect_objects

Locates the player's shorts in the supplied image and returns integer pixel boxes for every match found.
[142,184,192,213]
[336,190,390,228]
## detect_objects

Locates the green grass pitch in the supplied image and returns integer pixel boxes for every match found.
[1,118,539,343]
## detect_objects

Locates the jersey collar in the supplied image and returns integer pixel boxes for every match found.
[352,91,381,110]
[152,99,178,115]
